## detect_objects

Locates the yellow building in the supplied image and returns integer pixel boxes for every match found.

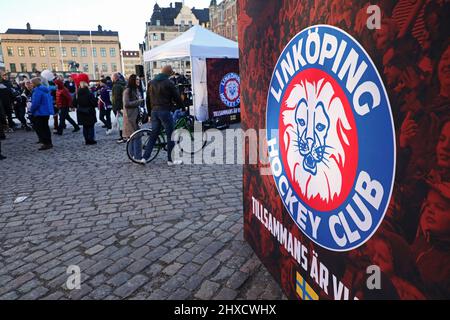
[0,23,123,80]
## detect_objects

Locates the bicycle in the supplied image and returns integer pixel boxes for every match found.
[126,113,208,164]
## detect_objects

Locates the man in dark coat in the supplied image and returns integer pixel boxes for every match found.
[140,65,184,166]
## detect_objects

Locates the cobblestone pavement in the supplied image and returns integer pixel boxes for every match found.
[0,122,284,300]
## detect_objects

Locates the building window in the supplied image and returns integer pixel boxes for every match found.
[102,63,108,72]
[71,47,77,57]
[156,20,161,26]
[10,63,16,73]
[100,48,106,57]
[161,33,165,41]
[83,64,89,73]
[50,47,56,57]
[41,63,48,70]
[20,63,27,72]
[92,48,97,57]
[110,48,116,57]
[28,47,36,57]
[39,47,46,57]
[51,63,58,71]
[18,47,25,57]
[111,63,118,72]
[7,47,14,56]
[61,47,67,57]
[31,63,37,72]
[152,33,158,41]
[81,47,87,57]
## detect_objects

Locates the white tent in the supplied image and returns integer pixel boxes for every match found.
[143,25,239,121]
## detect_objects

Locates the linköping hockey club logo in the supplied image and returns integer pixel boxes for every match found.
[266,25,396,252]
[220,72,241,108]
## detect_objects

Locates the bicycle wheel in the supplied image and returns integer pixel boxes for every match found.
[175,116,208,155]
[127,129,163,164]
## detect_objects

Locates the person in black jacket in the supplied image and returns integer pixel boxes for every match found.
[140,65,184,166]
[73,81,98,145]
[0,71,16,129]
[13,82,31,131]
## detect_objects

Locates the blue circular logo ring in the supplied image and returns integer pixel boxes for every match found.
[266,25,396,252]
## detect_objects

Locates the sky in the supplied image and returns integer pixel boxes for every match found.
[0,0,212,50]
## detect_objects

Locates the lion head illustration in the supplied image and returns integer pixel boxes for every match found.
[226,80,239,101]
[282,78,352,203]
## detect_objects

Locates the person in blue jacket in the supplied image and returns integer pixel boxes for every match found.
[31,77,54,150]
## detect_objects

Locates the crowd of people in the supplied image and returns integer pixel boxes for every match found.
[0,66,190,165]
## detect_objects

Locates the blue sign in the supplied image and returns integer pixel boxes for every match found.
[266,25,396,252]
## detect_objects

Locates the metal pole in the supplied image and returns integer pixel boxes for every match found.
[89,30,95,79]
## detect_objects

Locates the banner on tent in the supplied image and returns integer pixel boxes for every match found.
[206,58,241,122]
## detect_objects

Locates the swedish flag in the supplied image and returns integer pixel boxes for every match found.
[296,272,319,300]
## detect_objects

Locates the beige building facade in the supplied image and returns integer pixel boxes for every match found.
[122,50,141,78]
[209,0,238,42]
[0,24,122,80]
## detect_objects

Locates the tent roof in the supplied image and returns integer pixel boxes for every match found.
[144,25,238,62]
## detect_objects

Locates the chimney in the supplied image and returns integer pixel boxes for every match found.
[98,25,103,32]
[26,23,31,31]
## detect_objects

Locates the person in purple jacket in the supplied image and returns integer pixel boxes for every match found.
[98,79,113,135]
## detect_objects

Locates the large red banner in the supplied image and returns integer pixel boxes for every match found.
[240,0,449,300]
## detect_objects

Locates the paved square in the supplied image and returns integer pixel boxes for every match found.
[0,124,283,300]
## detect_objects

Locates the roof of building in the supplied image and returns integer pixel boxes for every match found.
[149,2,209,26]
[4,24,118,37]
[192,8,210,24]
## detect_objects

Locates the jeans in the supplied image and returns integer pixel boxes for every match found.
[13,104,27,126]
[83,125,95,143]
[100,108,112,130]
[58,107,79,134]
[131,138,142,160]
[172,109,186,124]
[143,111,174,162]
[34,116,52,145]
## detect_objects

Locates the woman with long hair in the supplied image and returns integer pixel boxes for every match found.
[123,74,144,159]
